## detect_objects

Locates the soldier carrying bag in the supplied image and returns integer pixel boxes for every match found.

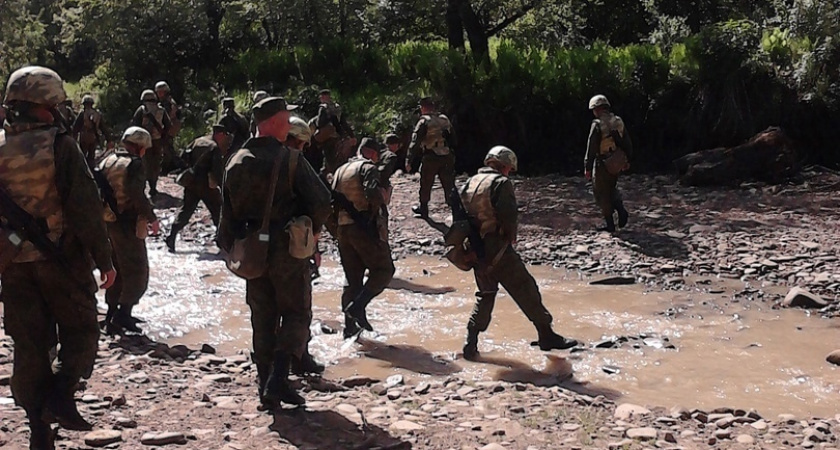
[225,151,283,280]
[285,150,317,260]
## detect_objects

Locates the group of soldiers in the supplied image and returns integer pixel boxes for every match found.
[0,65,634,449]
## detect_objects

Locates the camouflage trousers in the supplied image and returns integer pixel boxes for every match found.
[246,242,312,382]
[1,258,99,413]
[469,234,553,334]
[419,152,456,207]
[592,160,625,218]
[142,139,164,194]
[171,187,222,236]
[336,224,395,317]
[105,220,149,308]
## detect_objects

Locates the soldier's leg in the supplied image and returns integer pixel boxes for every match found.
[104,223,124,326]
[203,189,223,227]
[80,141,97,168]
[612,178,629,228]
[267,258,310,404]
[593,163,617,231]
[143,140,164,195]
[464,262,499,360]
[245,276,278,401]
[337,226,366,337]
[167,190,201,251]
[437,153,457,210]
[108,222,150,332]
[415,155,438,216]
[345,229,395,331]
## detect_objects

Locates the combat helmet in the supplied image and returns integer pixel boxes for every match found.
[155,81,170,92]
[588,94,610,110]
[253,90,269,104]
[484,146,518,172]
[288,116,313,143]
[82,94,95,105]
[3,66,67,106]
[122,126,152,149]
[141,90,156,102]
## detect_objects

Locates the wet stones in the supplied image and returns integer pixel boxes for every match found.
[782,287,828,309]
[626,427,657,441]
[614,403,651,420]
[84,430,123,447]
[140,431,188,446]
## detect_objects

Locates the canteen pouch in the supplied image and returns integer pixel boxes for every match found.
[287,215,316,259]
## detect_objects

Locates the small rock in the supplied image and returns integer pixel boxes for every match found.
[115,418,138,429]
[390,420,424,432]
[778,413,797,424]
[782,287,828,309]
[384,374,404,389]
[386,389,402,400]
[342,376,379,388]
[110,395,127,407]
[84,430,122,447]
[590,276,635,286]
[608,440,633,449]
[715,429,732,440]
[456,386,475,397]
[614,403,651,420]
[562,424,581,432]
[414,382,431,395]
[200,344,216,354]
[826,350,840,366]
[140,432,187,446]
[202,374,232,383]
[126,372,149,384]
[626,427,657,441]
[736,434,755,445]
[0,373,10,386]
[479,445,507,450]
[750,420,768,431]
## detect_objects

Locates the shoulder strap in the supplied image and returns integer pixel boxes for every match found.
[288,148,299,195]
[259,150,284,233]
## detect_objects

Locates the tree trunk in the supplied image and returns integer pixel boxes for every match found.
[446,0,465,50]
[457,0,490,66]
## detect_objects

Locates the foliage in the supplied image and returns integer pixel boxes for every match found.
[0,0,48,81]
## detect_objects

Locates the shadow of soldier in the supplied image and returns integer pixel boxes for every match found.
[357,338,462,376]
[474,353,621,401]
[270,408,411,450]
[617,229,690,260]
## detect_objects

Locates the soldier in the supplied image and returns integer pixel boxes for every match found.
[249,90,269,137]
[313,89,355,176]
[98,127,160,334]
[0,66,116,449]
[331,138,395,338]
[165,124,231,253]
[131,89,171,196]
[457,146,578,360]
[584,94,632,232]
[406,97,456,218]
[218,97,332,408]
[218,97,250,152]
[56,98,76,130]
[155,81,185,174]
[72,94,108,167]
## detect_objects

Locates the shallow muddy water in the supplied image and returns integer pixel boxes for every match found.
[125,241,840,418]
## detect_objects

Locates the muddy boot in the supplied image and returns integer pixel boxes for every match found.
[344,289,375,332]
[291,351,325,377]
[262,352,305,407]
[616,204,629,229]
[343,314,361,340]
[111,305,142,333]
[165,233,177,253]
[411,203,428,218]
[44,377,92,431]
[597,215,616,233]
[28,412,56,450]
[462,330,480,361]
[535,324,578,351]
[253,353,272,409]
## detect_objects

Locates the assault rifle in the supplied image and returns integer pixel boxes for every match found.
[331,190,380,241]
[0,184,68,266]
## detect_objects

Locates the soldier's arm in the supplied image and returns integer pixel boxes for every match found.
[360,163,384,209]
[444,123,457,149]
[407,119,427,162]
[53,135,114,272]
[493,179,518,243]
[193,148,213,181]
[293,153,332,232]
[126,159,158,223]
[161,111,172,136]
[378,151,398,183]
[584,121,600,173]
[217,185,235,252]
[619,127,633,159]
[316,106,330,129]
[131,107,143,126]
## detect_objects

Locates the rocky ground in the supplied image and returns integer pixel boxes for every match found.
[1,167,839,449]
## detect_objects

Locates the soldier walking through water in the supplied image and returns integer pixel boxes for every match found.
[584,94,632,232]
[451,146,578,360]
[97,127,160,334]
[406,97,456,218]
[0,66,116,449]
[131,89,171,197]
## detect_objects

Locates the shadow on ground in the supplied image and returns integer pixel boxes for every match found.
[271,408,411,450]
[357,338,462,376]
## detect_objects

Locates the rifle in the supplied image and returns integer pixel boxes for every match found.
[331,190,380,241]
[449,186,485,259]
[0,184,70,267]
[91,166,124,221]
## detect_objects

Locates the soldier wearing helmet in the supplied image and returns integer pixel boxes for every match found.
[56,98,77,130]
[0,66,117,448]
[406,97,456,218]
[331,137,395,339]
[154,81,185,175]
[72,93,109,167]
[97,126,160,335]
[455,146,578,360]
[585,94,633,232]
[219,97,250,152]
[313,89,356,177]
[165,124,232,253]
[131,88,172,196]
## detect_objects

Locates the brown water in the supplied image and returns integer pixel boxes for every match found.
[133,241,840,418]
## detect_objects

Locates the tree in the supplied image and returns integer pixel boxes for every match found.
[0,0,48,80]
[446,0,546,64]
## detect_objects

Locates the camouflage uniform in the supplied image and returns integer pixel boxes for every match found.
[56,100,76,131]
[584,111,633,231]
[131,99,171,195]
[159,95,185,173]
[408,112,456,215]
[219,106,250,152]
[97,149,157,315]
[0,66,114,444]
[332,156,395,336]
[167,135,226,250]
[72,104,107,167]
[218,136,331,404]
[314,101,354,176]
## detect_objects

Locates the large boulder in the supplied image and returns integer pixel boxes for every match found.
[675,127,799,186]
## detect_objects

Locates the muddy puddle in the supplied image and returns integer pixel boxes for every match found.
[123,241,840,418]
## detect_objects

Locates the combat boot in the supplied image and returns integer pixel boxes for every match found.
[344,289,375,332]
[343,314,362,340]
[28,413,56,450]
[535,324,578,351]
[597,215,616,233]
[411,203,428,218]
[616,204,630,228]
[462,330,480,361]
[165,233,177,253]
[262,352,305,407]
[44,376,93,431]
[111,305,142,333]
[291,351,325,377]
